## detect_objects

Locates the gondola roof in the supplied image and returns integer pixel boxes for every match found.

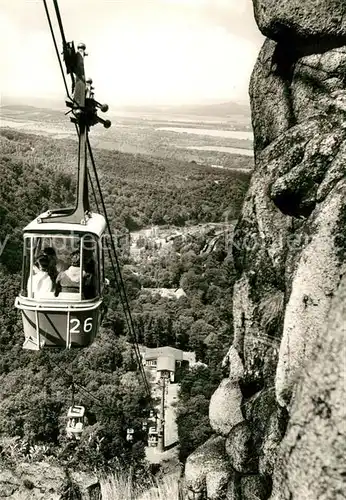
[23,212,107,238]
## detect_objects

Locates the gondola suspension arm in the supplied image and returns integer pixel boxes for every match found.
[40,1,111,226]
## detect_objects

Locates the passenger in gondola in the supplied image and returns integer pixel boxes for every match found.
[83,258,96,299]
[33,247,58,276]
[31,254,54,298]
[75,420,83,432]
[55,251,85,296]
[43,247,59,285]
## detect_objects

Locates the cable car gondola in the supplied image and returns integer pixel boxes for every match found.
[15,211,107,350]
[126,428,135,442]
[66,405,85,440]
[15,40,111,350]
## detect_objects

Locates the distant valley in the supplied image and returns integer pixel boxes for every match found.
[0,100,253,171]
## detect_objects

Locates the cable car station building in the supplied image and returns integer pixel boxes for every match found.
[139,346,196,383]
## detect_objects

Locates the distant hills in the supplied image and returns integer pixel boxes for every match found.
[1,95,65,110]
[171,101,251,117]
[1,96,250,120]
[1,104,64,116]
[112,101,251,118]
[0,104,67,124]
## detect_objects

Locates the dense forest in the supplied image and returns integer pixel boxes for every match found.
[0,127,250,471]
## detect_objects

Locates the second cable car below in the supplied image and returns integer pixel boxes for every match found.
[15,41,111,350]
[66,405,85,440]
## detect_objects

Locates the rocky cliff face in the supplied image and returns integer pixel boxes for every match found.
[0,461,100,500]
[184,2,346,499]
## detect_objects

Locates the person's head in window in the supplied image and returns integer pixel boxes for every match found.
[83,258,97,299]
[71,251,81,268]
[84,258,95,274]
[31,254,54,297]
[43,247,57,265]
[55,251,83,296]
[35,254,49,272]
[43,246,58,281]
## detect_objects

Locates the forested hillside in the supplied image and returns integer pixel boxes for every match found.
[0,128,249,236]
[0,128,250,471]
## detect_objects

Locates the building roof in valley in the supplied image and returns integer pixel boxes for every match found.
[140,287,187,299]
[139,345,196,365]
[157,356,176,372]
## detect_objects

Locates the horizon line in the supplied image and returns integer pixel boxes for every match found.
[1,95,250,110]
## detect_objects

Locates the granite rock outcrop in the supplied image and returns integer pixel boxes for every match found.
[184,1,346,498]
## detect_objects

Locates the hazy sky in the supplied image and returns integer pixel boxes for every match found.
[0,0,264,106]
